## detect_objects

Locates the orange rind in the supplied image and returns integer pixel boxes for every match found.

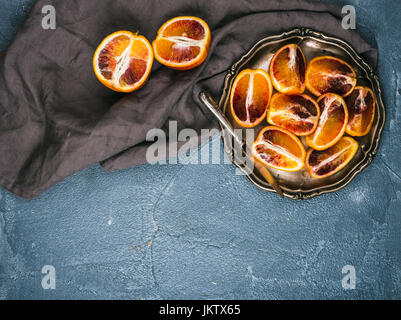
[267,93,320,136]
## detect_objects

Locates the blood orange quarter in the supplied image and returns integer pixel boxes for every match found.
[269,44,306,95]
[267,93,320,136]
[305,56,357,97]
[346,86,376,136]
[306,136,359,179]
[230,69,273,128]
[252,126,306,172]
[305,93,348,151]
[93,31,153,93]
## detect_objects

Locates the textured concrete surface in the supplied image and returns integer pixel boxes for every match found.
[0,0,400,299]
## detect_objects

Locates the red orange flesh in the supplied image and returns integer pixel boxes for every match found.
[270,44,306,95]
[306,136,359,178]
[230,69,273,127]
[306,56,357,97]
[305,93,348,150]
[252,126,306,172]
[267,93,320,136]
[346,86,375,136]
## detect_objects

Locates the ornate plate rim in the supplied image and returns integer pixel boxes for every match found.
[218,28,385,200]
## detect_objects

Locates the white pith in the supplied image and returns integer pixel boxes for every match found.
[162,35,206,48]
[356,87,368,111]
[245,73,254,124]
[319,71,355,85]
[288,45,297,70]
[271,111,316,124]
[270,102,317,125]
[112,38,134,86]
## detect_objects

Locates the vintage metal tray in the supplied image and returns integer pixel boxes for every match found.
[216,28,385,199]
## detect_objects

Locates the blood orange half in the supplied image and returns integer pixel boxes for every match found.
[93,31,153,93]
[152,16,211,70]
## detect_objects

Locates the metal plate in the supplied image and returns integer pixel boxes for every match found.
[218,28,385,199]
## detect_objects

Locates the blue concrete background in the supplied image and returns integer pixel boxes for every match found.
[0,0,400,299]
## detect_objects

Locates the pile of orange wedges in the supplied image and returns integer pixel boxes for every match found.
[230,44,376,179]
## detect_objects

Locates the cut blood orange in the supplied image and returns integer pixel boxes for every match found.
[267,93,320,136]
[269,44,306,94]
[305,93,348,151]
[230,69,273,127]
[305,56,357,97]
[93,31,153,92]
[346,86,376,136]
[306,136,359,179]
[252,126,306,172]
[152,16,211,70]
